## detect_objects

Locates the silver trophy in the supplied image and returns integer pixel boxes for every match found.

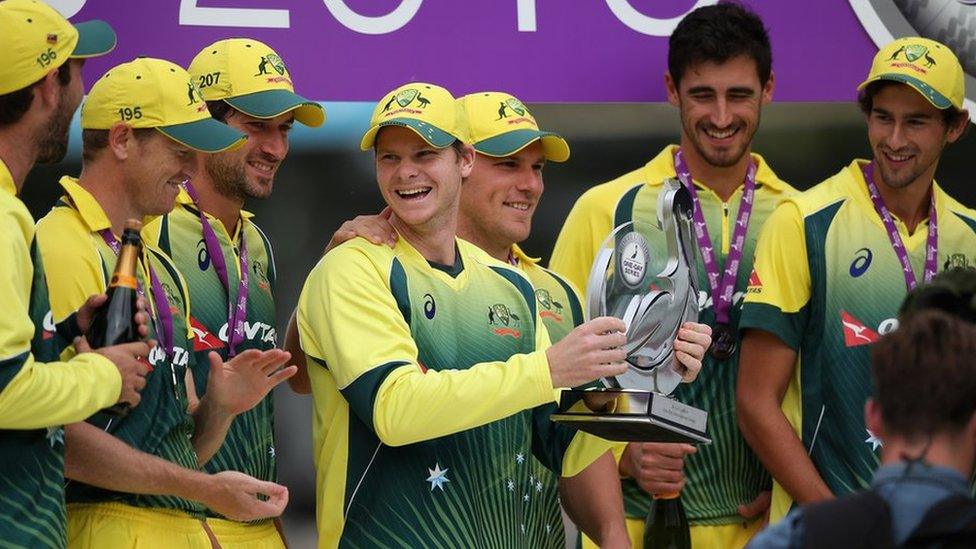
[551,179,710,444]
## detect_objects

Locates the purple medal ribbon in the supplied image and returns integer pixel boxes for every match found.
[673,149,756,326]
[859,162,938,291]
[182,181,250,356]
[99,229,175,359]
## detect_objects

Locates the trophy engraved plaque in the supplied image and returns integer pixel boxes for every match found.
[551,179,711,444]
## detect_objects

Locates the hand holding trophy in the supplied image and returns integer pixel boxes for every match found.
[551,178,711,445]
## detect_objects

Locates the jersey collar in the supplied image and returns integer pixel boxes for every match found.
[510,244,541,267]
[58,176,114,233]
[0,158,14,198]
[846,158,946,235]
[176,186,255,220]
[644,144,787,193]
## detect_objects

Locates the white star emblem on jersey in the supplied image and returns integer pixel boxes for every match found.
[268,446,275,458]
[507,479,515,491]
[426,463,450,491]
[546,524,552,534]
[865,429,883,451]
[516,453,525,464]
[523,493,530,502]
[535,481,543,492]
[521,523,526,534]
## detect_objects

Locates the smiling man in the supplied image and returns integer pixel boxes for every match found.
[295,82,654,548]
[143,38,323,548]
[737,36,976,523]
[550,4,794,547]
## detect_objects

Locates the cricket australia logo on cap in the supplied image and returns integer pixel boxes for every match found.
[255,53,292,85]
[187,81,207,111]
[617,231,649,289]
[381,88,431,117]
[496,97,536,126]
[887,43,936,71]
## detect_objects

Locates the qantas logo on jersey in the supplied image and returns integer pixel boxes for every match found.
[148,344,190,368]
[189,316,224,351]
[218,321,278,345]
[840,311,899,347]
[746,269,762,294]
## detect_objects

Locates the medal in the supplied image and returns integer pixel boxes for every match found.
[673,149,755,361]
[710,323,736,360]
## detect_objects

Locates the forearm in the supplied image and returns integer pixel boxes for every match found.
[64,422,211,501]
[283,310,310,394]
[191,395,235,465]
[372,351,554,446]
[559,451,629,546]
[738,399,832,504]
[0,353,120,429]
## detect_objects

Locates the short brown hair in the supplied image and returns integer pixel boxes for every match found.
[872,309,976,440]
[0,62,72,126]
[858,80,969,128]
[81,127,158,161]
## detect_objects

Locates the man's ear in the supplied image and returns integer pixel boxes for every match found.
[107,122,135,160]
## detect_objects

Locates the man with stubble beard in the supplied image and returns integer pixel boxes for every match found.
[550,4,796,547]
[143,38,324,548]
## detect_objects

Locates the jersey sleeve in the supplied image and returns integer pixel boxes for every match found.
[739,201,812,350]
[0,216,120,428]
[298,243,557,447]
[35,214,106,323]
[549,188,615,293]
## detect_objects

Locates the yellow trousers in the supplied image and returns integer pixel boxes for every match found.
[206,517,286,549]
[582,517,762,548]
[67,502,213,549]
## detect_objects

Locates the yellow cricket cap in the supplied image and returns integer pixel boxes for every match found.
[189,38,324,127]
[81,57,246,153]
[360,82,469,150]
[0,0,116,95]
[458,92,569,162]
[858,36,964,110]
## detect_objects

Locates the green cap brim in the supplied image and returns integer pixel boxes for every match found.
[861,73,953,110]
[475,129,570,162]
[71,20,117,58]
[224,89,325,127]
[156,118,246,153]
[360,118,456,151]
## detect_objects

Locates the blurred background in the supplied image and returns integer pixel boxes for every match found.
[21,100,976,546]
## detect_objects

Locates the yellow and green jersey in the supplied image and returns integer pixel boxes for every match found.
[35,177,203,517]
[740,159,976,522]
[298,236,609,548]
[550,145,795,525]
[144,190,278,517]
[0,162,121,549]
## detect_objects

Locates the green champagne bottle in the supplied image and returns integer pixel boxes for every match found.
[87,219,143,417]
[643,492,691,549]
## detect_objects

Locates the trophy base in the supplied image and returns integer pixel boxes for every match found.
[550,388,711,444]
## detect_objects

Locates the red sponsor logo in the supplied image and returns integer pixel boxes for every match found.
[540,311,563,322]
[889,61,927,75]
[747,269,763,293]
[265,76,292,85]
[492,328,522,339]
[417,361,428,374]
[383,107,422,118]
[189,316,224,351]
[840,311,880,347]
[42,330,54,340]
[506,117,532,126]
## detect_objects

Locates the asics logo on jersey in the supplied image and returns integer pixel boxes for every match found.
[197,239,210,271]
[423,293,436,319]
[849,248,873,278]
[42,310,55,340]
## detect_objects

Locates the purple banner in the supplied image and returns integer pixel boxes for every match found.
[55,0,889,102]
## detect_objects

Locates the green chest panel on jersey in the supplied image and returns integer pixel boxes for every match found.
[339,256,567,549]
[521,263,582,343]
[614,182,773,524]
[64,238,202,516]
[156,207,278,494]
[796,201,976,497]
[0,242,72,549]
